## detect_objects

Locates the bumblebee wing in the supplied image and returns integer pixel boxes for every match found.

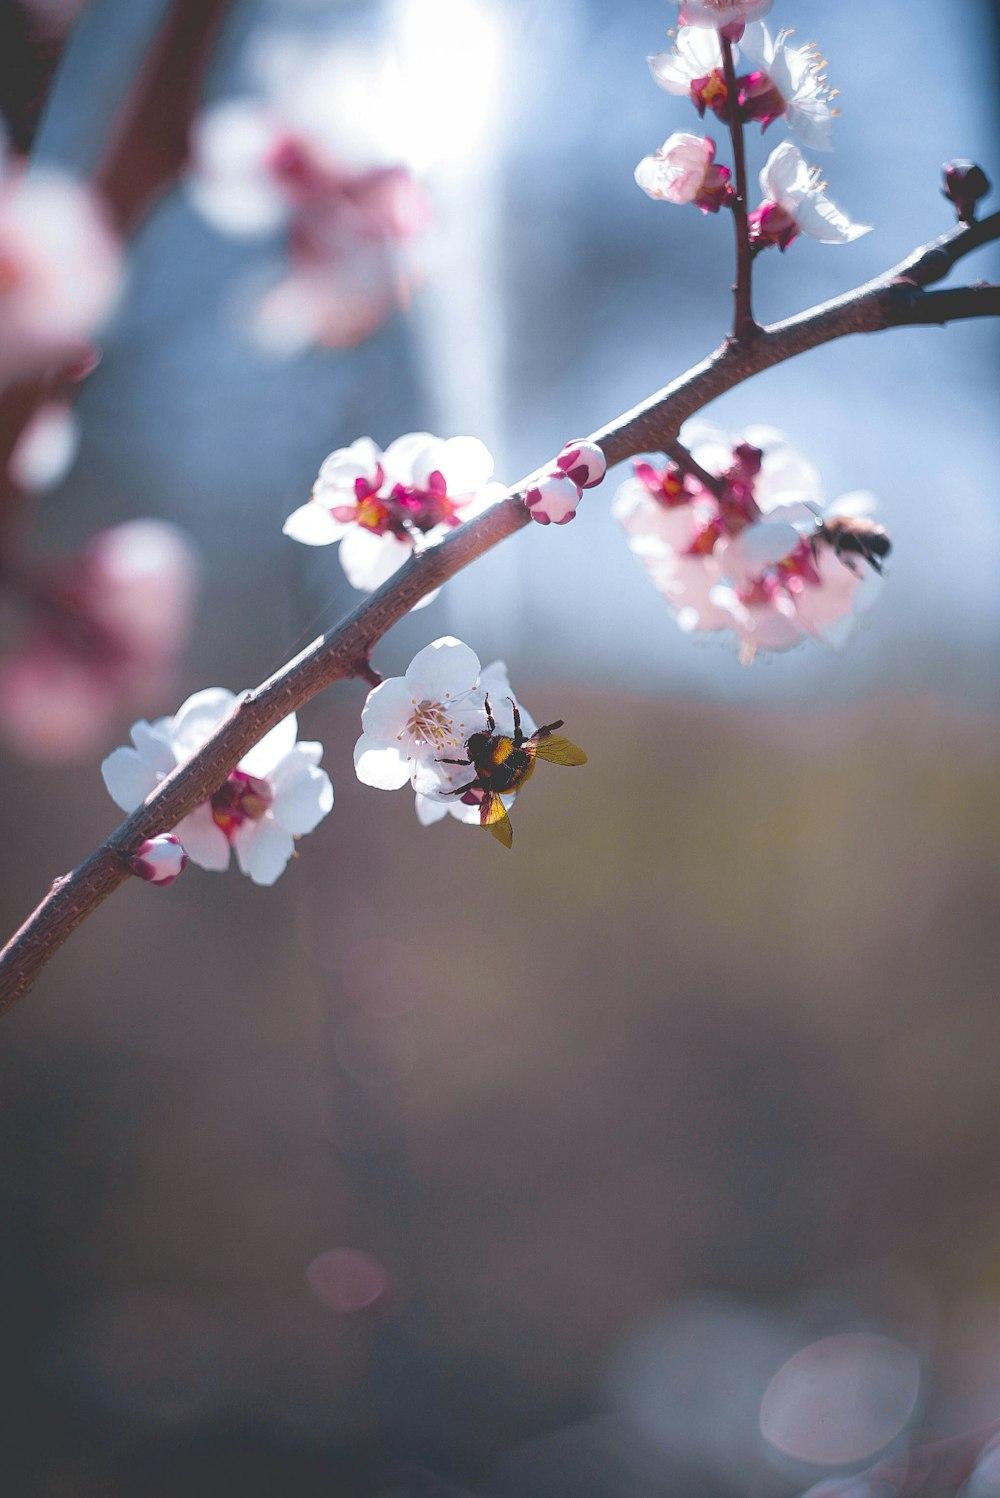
[480,790,513,848]
[532,734,588,766]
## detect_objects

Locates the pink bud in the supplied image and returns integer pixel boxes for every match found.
[942,159,990,224]
[127,834,187,885]
[556,439,607,490]
[523,471,581,526]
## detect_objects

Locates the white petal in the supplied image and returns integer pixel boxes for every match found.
[233,817,296,886]
[794,189,871,243]
[788,99,835,153]
[406,636,481,700]
[283,502,346,546]
[239,712,298,777]
[437,436,495,493]
[174,804,231,871]
[354,735,411,790]
[338,528,413,593]
[415,792,450,825]
[381,432,438,486]
[760,141,809,206]
[648,52,693,95]
[360,676,415,743]
[101,746,159,812]
[270,751,334,834]
[170,688,237,754]
[130,720,177,776]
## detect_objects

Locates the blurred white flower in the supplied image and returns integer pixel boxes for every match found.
[749,142,870,250]
[102,689,333,886]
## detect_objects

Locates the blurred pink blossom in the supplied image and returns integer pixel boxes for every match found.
[0,519,197,761]
[189,95,429,353]
[0,143,121,389]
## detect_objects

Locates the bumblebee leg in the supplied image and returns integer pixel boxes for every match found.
[483,695,495,734]
[444,778,481,798]
[533,718,565,740]
[508,697,522,746]
[438,756,472,766]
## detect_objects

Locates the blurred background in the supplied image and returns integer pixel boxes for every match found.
[1,0,999,1492]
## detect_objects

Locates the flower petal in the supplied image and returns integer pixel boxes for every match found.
[270,750,334,834]
[233,817,296,886]
[354,735,411,790]
[101,745,159,812]
[405,636,481,700]
[174,803,231,871]
[239,712,298,777]
[283,502,346,546]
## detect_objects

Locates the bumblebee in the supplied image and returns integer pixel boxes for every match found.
[439,695,587,847]
[818,515,892,573]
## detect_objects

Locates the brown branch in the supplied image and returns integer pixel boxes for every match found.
[0,209,997,1017]
[720,36,756,343]
[663,440,725,497]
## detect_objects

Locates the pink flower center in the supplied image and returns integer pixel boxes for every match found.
[210,769,273,840]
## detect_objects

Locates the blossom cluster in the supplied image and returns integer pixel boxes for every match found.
[188,55,428,353]
[637,3,869,248]
[103,689,333,887]
[284,432,504,597]
[612,423,885,663]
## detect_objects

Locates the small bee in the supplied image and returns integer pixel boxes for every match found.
[818,515,892,574]
[438,695,587,847]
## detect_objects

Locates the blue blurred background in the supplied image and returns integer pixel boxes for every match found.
[2,0,999,1493]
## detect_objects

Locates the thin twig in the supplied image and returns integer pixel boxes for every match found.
[663,440,726,497]
[720,37,756,343]
[0,210,997,1016]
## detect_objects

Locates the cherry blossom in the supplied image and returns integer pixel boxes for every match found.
[284,432,504,597]
[353,638,535,832]
[128,835,188,886]
[612,424,886,662]
[188,77,428,353]
[102,689,334,886]
[738,24,838,151]
[635,133,734,214]
[649,27,733,122]
[524,471,582,526]
[749,142,870,250]
[0,520,197,762]
[672,0,773,38]
[0,145,121,388]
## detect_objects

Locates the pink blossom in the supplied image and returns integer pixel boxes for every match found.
[749,142,870,250]
[673,0,773,39]
[649,27,733,122]
[635,133,734,214]
[738,25,838,151]
[189,98,429,353]
[524,471,581,526]
[0,149,121,389]
[0,520,197,761]
[284,432,503,597]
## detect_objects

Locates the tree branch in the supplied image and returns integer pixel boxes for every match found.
[0,209,997,1017]
[720,37,756,343]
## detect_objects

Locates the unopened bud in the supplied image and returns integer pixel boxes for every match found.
[555,439,607,490]
[942,160,990,224]
[523,471,581,526]
[128,834,188,885]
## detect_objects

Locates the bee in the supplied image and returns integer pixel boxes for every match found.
[438,695,587,847]
[818,515,892,573]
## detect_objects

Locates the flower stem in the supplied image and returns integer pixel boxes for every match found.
[664,440,725,497]
[720,36,757,344]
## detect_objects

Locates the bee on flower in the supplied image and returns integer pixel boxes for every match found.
[612,423,888,664]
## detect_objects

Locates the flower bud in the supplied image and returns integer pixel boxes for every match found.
[127,834,188,885]
[555,439,607,490]
[523,471,581,526]
[942,160,991,224]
